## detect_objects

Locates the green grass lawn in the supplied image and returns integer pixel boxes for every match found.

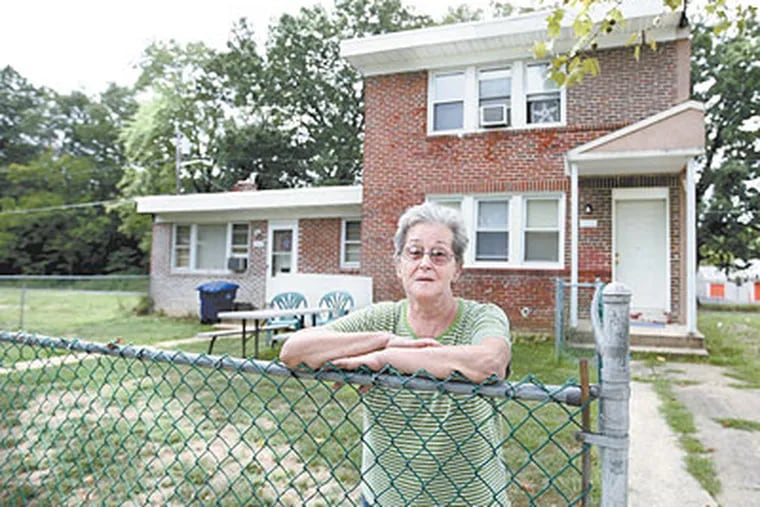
[0,288,602,506]
[698,309,760,388]
[0,288,212,344]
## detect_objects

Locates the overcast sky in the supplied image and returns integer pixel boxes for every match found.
[0,0,504,95]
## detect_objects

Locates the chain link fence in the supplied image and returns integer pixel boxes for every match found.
[554,279,605,361]
[0,330,605,506]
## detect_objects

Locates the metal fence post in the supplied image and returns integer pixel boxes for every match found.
[599,282,631,507]
[554,278,564,361]
[19,280,27,329]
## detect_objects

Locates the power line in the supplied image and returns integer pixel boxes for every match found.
[0,199,133,216]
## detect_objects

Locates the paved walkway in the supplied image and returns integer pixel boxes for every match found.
[630,360,760,506]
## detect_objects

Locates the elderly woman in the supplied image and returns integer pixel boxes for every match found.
[280,202,511,506]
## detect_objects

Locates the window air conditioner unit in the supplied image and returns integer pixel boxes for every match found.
[227,257,248,273]
[480,104,509,127]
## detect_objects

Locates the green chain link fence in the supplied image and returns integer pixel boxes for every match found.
[0,331,600,506]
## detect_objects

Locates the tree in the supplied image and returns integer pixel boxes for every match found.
[120,40,230,196]
[536,0,758,87]
[692,19,760,271]
[0,75,142,274]
[260,0,433,187]
[0,66,57,169]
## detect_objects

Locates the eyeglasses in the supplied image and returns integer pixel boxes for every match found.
[401,245,454,266]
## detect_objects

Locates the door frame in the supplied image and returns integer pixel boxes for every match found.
[266,219,299,290]
[612,187,671,314]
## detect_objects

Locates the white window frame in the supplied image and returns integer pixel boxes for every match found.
[525,62,563,126]
[172,224,192,270]
[429,70,467,133]
[474,198,511,263]
[428,193,565,270]
[522,197,562,265]
[478,66,512,128]
[341,218,361,269]
[229,223,250,258]
[171,223,249,273]
[427,60,565,135]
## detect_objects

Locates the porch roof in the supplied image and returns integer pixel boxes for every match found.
[566,101,705,176]
[135,185,362,223]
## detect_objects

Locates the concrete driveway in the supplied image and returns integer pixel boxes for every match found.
[629,360,760,506]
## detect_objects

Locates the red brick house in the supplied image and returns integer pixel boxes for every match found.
[137,3,704,345]
[340,2,703,343]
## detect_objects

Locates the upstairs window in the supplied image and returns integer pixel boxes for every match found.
[526,63,561,124]
[432,72,465,131]
[479,67,511,128]
[429,61,564,134]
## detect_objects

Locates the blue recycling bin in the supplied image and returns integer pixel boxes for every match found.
[196,281,239,324]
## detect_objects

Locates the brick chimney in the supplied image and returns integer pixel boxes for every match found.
[231,172,258,192]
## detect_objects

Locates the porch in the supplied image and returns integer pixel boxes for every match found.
[570,319,708,356]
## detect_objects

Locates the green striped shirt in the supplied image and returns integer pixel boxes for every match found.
[328,298,511,506]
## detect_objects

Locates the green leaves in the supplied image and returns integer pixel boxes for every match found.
[693,19,760,269]
[537,0,755,87]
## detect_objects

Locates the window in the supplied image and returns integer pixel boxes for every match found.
[526,63,561,124]
[271,229,293,275]
[524,198,559,262]
[429,193,564,269]
[341,219,361,268]
[196,224,227,270]
[174,225,191,269]
[172,223,249,272]
[479,67,511,127]
[432,71,465,131]
[709,283,725,299]
[476,200,510,261]
[429,61,563,134]
[230,224,249,257]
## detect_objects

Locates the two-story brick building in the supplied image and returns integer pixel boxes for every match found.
[137,2,704,345]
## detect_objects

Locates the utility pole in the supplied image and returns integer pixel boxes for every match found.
[174,122,182,194]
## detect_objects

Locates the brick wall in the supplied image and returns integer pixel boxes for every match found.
[299,218,360,275]
[149,221,268,316]
[360,42,688,332]
[567,42,688,126]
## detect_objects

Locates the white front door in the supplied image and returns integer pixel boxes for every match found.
[266,220,298,289]
[613,189,670,318]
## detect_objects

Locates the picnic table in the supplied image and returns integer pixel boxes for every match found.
[213,307,326,358]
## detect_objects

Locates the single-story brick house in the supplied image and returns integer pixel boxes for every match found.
[137,2,705,345]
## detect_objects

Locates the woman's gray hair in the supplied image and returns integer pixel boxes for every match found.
[393,202,468,264]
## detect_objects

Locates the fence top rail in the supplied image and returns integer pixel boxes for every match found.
[0,274,148,281]
[0,331,598,406]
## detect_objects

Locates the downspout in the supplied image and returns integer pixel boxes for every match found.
[570,161,579,328]
[686,158,698,334]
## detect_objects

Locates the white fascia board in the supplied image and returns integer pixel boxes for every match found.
[567,101,706,158]
[571,148,704,163]
[135,185,362,215]
[571,148,703,176]
[341,4,685,76]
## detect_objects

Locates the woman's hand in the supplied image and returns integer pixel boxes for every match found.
[331,336,440,371]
